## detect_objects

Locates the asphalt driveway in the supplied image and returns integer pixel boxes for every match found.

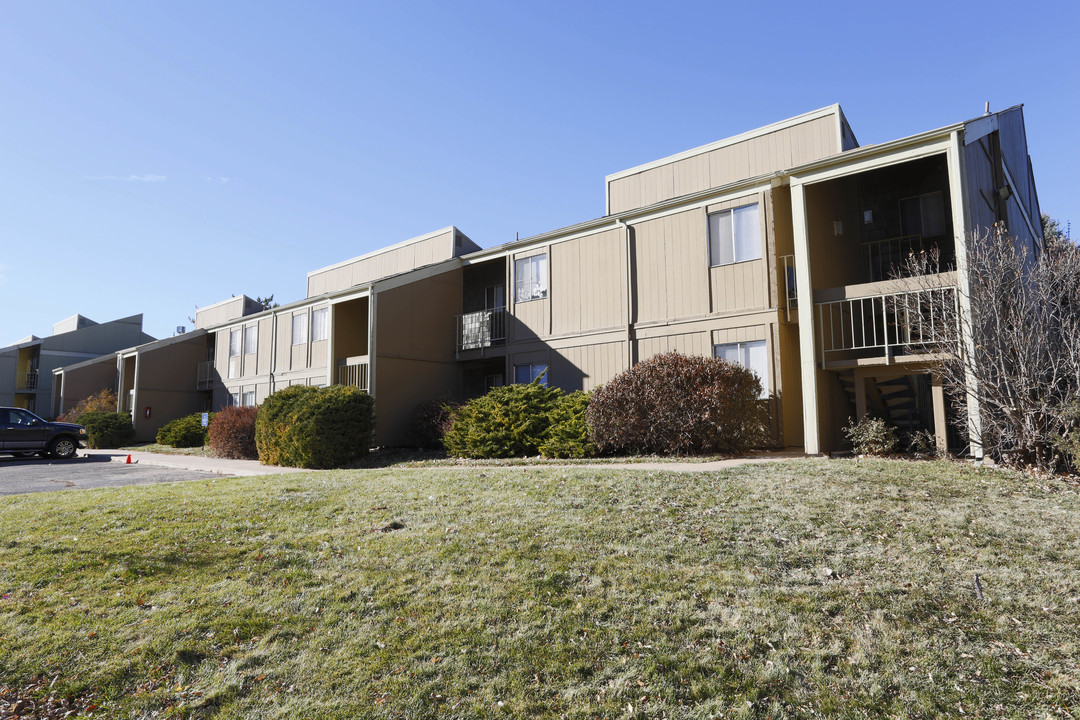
[0,453,224,496]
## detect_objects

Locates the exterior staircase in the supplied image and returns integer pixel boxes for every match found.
[837,371,926,431]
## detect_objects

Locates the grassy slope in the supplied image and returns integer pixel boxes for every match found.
[0,459,1078,719]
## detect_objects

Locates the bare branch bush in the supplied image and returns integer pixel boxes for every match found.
[900,225,1080,473]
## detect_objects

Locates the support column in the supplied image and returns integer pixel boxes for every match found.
[854,373,867,421]
[791,181,820,454]
[932,373,948,454]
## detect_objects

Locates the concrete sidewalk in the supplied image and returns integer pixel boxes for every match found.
[84,449,311,477]
[83,448,808,477]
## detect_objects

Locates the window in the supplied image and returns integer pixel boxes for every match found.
[291,313,308,345]
[708,204,761,266]
[243,325,257,354]
[713,340,769,397]
[311,307,329,342]
[900,191,946,238]
[241,390,256,407]
[514,363,548,386]
[514,254,547,302]
[228,392,240,407]
[228,329,242,357]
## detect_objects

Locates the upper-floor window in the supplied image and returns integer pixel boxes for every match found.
[708,204,761,266]
[514,254,547,302]
[713,340,769,398]
[311,308,329,342]
[228,329,242,357]
[291,313,308,345]
[243,325,257,354]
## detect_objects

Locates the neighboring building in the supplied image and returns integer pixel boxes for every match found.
[54,104,1042,454]
[0,314,154,416]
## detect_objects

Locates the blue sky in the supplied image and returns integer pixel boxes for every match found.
[2,0,1076,345]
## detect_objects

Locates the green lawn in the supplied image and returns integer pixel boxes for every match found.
[1,459,1078,718]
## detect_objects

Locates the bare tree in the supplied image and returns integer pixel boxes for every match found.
[900,224,1080,472]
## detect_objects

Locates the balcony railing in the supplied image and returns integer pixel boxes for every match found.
[816,286,958,367]
[196,360,214,390]
[337,356,369,392]
[456,308,507,351]
[15,371,38,391]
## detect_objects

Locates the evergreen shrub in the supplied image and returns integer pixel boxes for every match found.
[586,352,764,455]
[208,405,259,459]
[443,382,594,459]
[156,413,213,448]
[539,391,595,459]
[255,385,375,469]
[76,411,135,449]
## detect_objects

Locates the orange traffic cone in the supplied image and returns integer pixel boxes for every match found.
[126,454,132,464]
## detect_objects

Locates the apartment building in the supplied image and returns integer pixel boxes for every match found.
[53,104,1041,455]
[0,314,153,416]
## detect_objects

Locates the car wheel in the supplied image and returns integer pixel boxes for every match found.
[50,437,78,460]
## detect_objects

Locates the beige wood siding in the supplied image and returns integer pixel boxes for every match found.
[633,209,710,324]
[548,340,627,392]
[307,229,461,296]
[550,228,626,336]
[608,114,841,215]
[636,331,711,360]
[373,269,462,445]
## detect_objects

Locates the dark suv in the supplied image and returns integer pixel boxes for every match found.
[0,407,87,459]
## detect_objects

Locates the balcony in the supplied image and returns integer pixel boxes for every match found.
[337,356,369,392]
[814,274,958,368]
[15,371,38,391]
[456,308,507,352]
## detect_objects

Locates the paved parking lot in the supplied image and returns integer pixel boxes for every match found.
[0,453,222,496]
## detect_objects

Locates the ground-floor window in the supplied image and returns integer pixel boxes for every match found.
[514,363,547,386]
[713,340,769,397]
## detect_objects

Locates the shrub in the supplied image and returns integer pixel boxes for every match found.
[587,352,764,456]
[208,406,259,459]
[255,385,375,469]
[407,399,460,450]
[76,411,135,449]
[156,413,213,448]
[843,415,898,456]
[538,391,595,459]
[59,388,118,423]
[444,381,568,459]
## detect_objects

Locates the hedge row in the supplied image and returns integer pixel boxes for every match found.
[439,352,765,459]
[255,385,375,469]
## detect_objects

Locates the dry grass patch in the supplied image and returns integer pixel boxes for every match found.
[0,459,1078,718]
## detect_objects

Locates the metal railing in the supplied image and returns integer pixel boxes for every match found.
[15,371,38,391]
[196,360,214,390]
[864,234,936,282]
[816,286,958,366]
[337,357,369,391]
[456,308,507,351]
